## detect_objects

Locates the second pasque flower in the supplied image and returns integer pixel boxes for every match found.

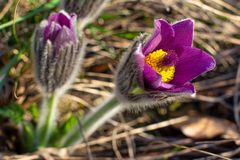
[32,10,85,93]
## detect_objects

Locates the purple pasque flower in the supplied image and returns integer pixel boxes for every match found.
[32,10,85,93]
[138,18,215,94]
[115,19,215,108]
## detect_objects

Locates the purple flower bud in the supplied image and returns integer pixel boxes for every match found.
[43,11,77,55]
[32,10,85,93]
[115,19,216,108]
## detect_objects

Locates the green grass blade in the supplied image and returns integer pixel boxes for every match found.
[0,0,60,30]
[0,52,24,91]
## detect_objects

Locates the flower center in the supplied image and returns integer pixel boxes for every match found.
[145,49,176,83]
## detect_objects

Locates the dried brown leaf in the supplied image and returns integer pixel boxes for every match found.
[176,115,240,145]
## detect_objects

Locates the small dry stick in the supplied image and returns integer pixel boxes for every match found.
[195,147,240,160]
[119,113,135,159]
[112,127,123,159]
[155,141,232,160]
[0,0,13,19]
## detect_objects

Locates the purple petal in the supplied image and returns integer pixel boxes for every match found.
[142,20,162,55]
[172,19,194,47]
[44,22,62,42]
[143,64,161,89]
[135,48,145,69]
[171,46,216,85]
[48,12,58,23]
[69,13,77,32]
[156,19,175,50]
[54,26,76,50]
[48,11,73,29]
[134,43,145,88]
[164,82,195,94]
[143,19,174,55]
[143,64,174,90]
[58,11,71,28]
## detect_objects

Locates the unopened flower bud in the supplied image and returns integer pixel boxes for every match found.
[32,10,86,94]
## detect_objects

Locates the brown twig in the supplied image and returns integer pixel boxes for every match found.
[0,0,13,19]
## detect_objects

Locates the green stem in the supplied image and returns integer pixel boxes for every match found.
[59,95,120,147]
[36,93,59,148]
[0,0,60,30]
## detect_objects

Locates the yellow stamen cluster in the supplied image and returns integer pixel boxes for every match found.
[145,49,175,83]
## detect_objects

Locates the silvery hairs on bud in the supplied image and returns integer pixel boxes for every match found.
[32,20,86,94]
[61,0,109,30]
[115,35,188,111]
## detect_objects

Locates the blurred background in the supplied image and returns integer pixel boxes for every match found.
[0,0,240,159]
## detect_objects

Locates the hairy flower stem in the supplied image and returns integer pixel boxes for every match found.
[59,96,120,147]
[36,92,59,148]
